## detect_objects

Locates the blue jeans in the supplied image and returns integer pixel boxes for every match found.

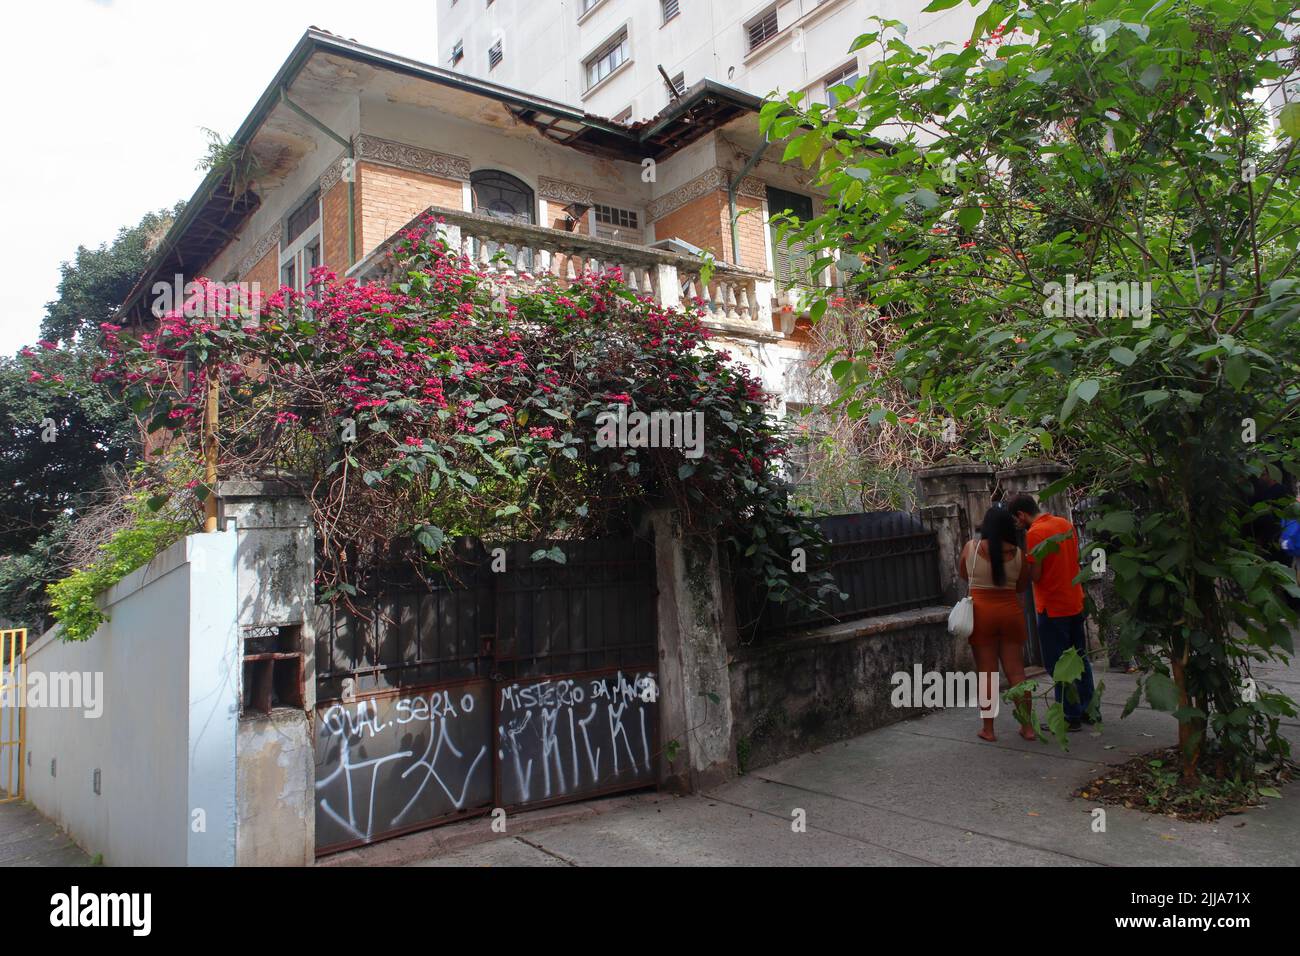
[1037,612,1095,721]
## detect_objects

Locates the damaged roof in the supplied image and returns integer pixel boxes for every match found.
[118,28,763,321]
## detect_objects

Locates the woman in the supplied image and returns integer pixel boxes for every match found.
[957,506,1035,742]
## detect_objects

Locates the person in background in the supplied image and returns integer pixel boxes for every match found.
[1008,494,1096,731]
[958,507,1036,743]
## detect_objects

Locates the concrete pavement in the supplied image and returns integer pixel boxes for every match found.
[0,799,91,867]
[329,656,1300,867]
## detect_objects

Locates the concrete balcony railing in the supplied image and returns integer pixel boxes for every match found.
[348,205,779,340]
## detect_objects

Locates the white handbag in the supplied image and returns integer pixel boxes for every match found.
[947,539,978,639]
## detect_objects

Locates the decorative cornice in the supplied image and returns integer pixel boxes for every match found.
[320,154,350,193]
[238,226,280,278]
[538,176,595,207]
[354,134,470,182]
[646,167,766,222]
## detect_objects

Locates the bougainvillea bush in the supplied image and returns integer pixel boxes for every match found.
[87,215,829,610]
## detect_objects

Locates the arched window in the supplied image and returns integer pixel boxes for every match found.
[471,170,535,224]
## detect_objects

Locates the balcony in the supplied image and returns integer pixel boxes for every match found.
[347,205,781,341]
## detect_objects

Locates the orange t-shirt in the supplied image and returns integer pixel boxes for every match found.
[1025,514,1085,617]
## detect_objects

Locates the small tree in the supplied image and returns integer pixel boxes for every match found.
[765,0,1300,781]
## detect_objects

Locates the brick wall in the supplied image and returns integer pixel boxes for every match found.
[652,190,772,273]
[734,195,770,272]
[652,191,727,261]
[321,180,352,275]
[241,246,279,299]
[357,162,464,257]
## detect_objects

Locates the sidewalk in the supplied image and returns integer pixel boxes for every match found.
[0,800,91,867]
[327,657,1300,867]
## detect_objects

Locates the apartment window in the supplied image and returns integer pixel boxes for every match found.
[450,39,464,66]
[823,61,860,107]
[746,6,779,52]
[585,28,629,90]
[669,71,686,96]
[580,0,601,13]
[661,0,680,24]
[280,191,321,292]
[613,106,633,123]
[488,40,503,69]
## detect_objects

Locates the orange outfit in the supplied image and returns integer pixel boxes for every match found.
[966,541,1028,648]
[1025,514,1085,617]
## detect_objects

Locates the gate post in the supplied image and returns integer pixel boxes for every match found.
[648,510,735,792]
[217,480,316,866]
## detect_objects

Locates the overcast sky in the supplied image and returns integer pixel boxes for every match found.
[0,0,441,356]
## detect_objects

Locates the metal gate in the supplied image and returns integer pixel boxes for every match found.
[311,536,658,855]
[0,629,27,804]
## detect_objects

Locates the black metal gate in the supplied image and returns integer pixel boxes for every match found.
[312,535,658,855]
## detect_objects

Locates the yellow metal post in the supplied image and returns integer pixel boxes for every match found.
[0,628,27,803]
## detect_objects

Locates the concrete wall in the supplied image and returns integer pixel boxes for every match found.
[218,482,317,867]
[729,607,953,772]
[23,533,240,867]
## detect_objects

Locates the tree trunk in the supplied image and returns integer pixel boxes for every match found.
[1171,646,1201,783]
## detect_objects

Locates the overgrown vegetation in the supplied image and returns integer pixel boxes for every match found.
[45,492,193,641]
[765,0,1300,784]
[67,215,833,614]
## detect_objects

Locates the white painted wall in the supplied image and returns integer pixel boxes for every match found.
[21,532,240,867]
[436,0,985,121]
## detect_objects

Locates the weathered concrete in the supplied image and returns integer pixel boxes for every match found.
[372,655,1300,867]
[649,510,735,792]
[729,607,954,772]
[219,480,317,866]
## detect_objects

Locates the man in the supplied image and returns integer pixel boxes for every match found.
[1007,493,1096,731]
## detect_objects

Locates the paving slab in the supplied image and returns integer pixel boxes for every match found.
[385,657,1300,867]
[0,800,91,867]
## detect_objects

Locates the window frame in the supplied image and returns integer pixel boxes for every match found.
[584,26,630,91]
[450,39,464,66]
[661,0,680,25]
[745,5,779,53]
[279,190,322,293]
[822,60,861,107]
[488,39,503,70]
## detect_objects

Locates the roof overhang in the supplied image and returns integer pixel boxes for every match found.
[118,29,766,322]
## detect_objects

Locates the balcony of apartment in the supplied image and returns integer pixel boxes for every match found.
[347,205,845,342]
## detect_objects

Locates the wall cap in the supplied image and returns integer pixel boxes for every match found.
[730,606,952,663]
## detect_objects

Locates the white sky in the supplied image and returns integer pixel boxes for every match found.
[0,0,440,356]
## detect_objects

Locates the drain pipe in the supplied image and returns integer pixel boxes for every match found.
[280,90,357,268]
[727,136,771,267]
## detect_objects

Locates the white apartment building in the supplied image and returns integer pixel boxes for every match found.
[437,0,982,122]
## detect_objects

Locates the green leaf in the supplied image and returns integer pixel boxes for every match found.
[1145,672,1179,712]
[1076,379,1100,403]
[1109,346,1136,366]
[1225,355,1250,390]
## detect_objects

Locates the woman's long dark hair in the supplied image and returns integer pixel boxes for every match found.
[979,506,1019,586]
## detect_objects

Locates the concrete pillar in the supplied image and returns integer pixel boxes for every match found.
[216,480,316,866]
[994,460,1072,522]
[648,510,735,793]
[920,502,974,671]
[916,462,996,545]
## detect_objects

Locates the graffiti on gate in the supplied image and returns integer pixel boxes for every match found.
[497,670,659,807]
[314,683,492,848]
